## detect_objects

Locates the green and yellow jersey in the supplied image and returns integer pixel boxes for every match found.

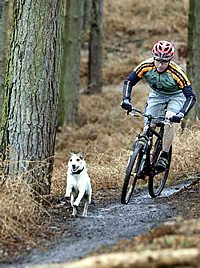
[123,58,196,116]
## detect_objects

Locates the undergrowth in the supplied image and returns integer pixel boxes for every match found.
[53,89,200,197]
[1,0,198,257]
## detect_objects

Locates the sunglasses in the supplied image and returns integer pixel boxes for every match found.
[154,58,170,64]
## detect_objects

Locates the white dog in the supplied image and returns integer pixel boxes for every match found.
[65,150,92,217]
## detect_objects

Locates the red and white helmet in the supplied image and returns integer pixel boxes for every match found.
[152,41,174,60]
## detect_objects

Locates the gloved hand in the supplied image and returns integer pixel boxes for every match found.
[170,112,184,123]
[121,99,132,112]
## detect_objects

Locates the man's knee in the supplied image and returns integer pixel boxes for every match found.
[150,123,156,129]
[166,111,176,127]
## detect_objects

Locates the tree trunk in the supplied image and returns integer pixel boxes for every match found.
[88,0,103,94]
[83,0,92,32]
[0,0,10,121]
[187,0,200,120]
[58,0,84,127]
[0,0,64,197]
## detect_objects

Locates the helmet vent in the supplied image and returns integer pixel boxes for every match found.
[152,40,174,60]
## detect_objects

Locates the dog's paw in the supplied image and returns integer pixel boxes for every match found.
[72,209,77,217]
[82,212,87,217]
[73,201,79,207]
[65,192,70,198]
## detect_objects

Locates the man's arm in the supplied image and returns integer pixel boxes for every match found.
[123,71,141,101]
[180,85,196,116]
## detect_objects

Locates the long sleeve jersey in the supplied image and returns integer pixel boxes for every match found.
[123,58,196,116]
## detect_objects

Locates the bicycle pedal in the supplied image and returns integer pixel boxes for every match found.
[130,172,137,177]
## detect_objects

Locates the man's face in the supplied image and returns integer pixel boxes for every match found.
[154,58,170,73]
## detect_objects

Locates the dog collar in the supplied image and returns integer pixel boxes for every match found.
[71,167,84,175]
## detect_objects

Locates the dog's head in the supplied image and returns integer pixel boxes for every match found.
[68,150,85,174]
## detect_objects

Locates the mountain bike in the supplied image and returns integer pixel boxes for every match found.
[121,107,172,204]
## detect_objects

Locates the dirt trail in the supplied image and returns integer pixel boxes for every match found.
[2,180,193,268]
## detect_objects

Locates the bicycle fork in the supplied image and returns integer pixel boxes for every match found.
[137,143,151,179]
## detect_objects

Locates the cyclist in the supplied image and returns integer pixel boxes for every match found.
[121,40,196,171]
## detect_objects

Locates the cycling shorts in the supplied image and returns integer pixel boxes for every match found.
[145,89,186,123]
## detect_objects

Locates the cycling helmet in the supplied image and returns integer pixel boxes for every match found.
[152,41,174,60]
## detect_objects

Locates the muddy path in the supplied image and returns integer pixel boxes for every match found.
[2,180,193,268]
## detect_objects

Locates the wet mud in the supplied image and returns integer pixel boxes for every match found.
[2,180,193,268]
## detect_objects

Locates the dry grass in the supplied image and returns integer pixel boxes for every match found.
[53,88,200,198]
[1,91,198,255]
[172,122,200,177]
[0,0,198,256]
[81,0,189,86]
[0,177,50,247]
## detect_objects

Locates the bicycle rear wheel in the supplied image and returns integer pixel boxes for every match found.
[121,143,143,204]
[148,143,172,198]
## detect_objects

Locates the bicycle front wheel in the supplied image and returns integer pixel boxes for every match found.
[148,145,172,198]
[121,143,143,204]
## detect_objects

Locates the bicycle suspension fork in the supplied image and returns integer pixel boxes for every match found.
[149,126,164,165]
[137,140,151,178]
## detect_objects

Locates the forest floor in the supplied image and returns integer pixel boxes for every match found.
[1,177,199,267]
[1,0,199,267]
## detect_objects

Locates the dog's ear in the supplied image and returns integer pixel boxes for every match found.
[70,149,74,157]
[78,150,83,159]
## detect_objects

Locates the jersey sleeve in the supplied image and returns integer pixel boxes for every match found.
[122,59,155,101]
[123,71,141,101]
[134,59,155,78]
[168,63,191,89]
[180,85,196,116]
[168,63,196,115]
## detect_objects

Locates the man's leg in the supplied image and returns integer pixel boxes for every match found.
[162,110,176,152]
[155,110,176,171]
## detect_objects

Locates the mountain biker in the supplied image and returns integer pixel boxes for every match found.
[121,40,196,171]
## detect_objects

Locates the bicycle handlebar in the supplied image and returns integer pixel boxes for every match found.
[127,107,169,122]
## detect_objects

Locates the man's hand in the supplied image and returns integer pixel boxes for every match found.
[121,99,132,112]
[170,112,184,123]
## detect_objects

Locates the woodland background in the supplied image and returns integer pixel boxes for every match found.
[0,0,199,265]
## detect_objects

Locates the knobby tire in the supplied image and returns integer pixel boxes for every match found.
[121,143,143,204]
[148,144,172,198]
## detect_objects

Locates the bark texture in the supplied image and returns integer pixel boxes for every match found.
[83,0,91,31]
[187,0,200,120]
[0,0,64,196]
[88,0,103,94]
[58,0,84,126]
[0,0,10,120]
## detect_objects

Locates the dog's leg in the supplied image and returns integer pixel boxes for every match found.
[82,202,89,217]
[73,188,85,207]
[72,206,77,217]
[65,187,70,198]
[65,181,72,198]
[71,194,77,217]
[82,194,90,217]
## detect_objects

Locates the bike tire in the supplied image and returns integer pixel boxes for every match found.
[121,143,143,204]
[148,144,172,198]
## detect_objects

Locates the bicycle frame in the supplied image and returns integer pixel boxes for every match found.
[128,108,167,178]
[121,107,172,203]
